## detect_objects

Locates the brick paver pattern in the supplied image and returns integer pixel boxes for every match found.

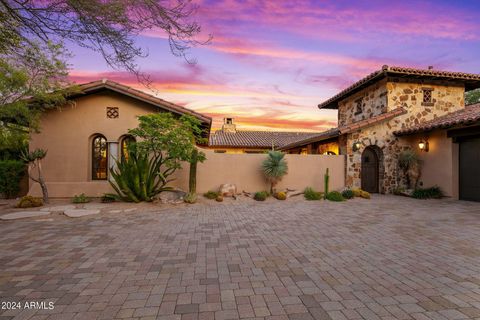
[1,196,480,320]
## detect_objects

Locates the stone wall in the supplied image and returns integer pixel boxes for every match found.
[338,78,388,126]
[341,80,465,193]
[387,81,465,124]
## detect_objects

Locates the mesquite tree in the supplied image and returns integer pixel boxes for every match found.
[21,148,49,203]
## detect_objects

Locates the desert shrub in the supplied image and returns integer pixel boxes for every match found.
[101,194,116,203]
[304,187,322,200]
[16,195,43,208]
[215,195,224,202]
[341,189,354,199]
[72,193,90,203]
[359,190,371,199]
[254,191,269,201]
[262,151,288,194]
[203,191,219,199]
[412,186,444,199]
[0,160,25,198]
[274,191,287,200]
[184,192,197,204]
[326,191,345,202]
[352,188,362,197]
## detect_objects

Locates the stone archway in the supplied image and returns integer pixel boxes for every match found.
[361,145,384,193]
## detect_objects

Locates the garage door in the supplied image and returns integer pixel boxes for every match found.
[459,136,480,201]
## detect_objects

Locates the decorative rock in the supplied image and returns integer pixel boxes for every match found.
[64,209,100,218]
[124,208,137,212]
[108,210,123,213]
[1,211,51,220]
[159,190,186,204]
[219,184,237,199]
[40,205,75,212]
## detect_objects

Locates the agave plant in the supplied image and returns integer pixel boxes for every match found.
[262,151,288,194]
[108,148,174,202]
[398,149,421,189]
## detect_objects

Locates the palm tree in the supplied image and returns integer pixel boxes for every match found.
[262,151,288,194]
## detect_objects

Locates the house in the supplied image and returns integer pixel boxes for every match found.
[281,65,480,201]
[208,117,321,154]
[29,79,212,198]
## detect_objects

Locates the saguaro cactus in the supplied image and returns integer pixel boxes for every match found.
[324,168,330,199]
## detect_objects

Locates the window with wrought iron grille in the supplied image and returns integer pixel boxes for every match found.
[422,88,434,106]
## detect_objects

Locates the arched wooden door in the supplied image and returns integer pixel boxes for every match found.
[361,147,379,193]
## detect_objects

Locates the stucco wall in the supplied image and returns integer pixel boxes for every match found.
[172,149,345,194]
[30,148,345,197]
[29,91,160,183]
[402,130,458,198]
[29,92,345,197]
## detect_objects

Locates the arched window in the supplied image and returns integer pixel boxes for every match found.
[92,135,108,180]
[120,135,136,161]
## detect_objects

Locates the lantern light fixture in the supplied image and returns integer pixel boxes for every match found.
[352,141,362,152]
[418,139,429,152]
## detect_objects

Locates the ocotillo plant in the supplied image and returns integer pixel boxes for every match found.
[324,168,330,199]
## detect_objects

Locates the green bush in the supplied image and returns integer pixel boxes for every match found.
[184,192,197,204]
[412,186,444,199]
[203,191,219,199]
[16,196,43,208]
[341,189,354,199]
[326,191,345,202]
[304,187,322,200]
[101,194,116,203]
[72,193,90,203]
[254,191,269,201]
[0,160,26,198]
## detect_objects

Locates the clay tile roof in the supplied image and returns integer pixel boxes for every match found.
[339,107,407,134]
[209,131,322,149]
[279,128,340,150]
[394,104,480,136]
[75,79,212,125]
[318,65,480,110]
[279,107,407,150]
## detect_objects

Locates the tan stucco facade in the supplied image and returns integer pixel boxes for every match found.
[30,90,346,198]
[29,91,180,197]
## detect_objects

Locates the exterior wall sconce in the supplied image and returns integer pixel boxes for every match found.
[352,141,362,152]
[418,139,429,152]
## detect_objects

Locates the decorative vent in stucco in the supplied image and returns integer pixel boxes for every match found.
[106,107,119,119]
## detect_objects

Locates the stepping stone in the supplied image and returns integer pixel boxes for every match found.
[64,209,100,218]
[40,205,75,212]
[1,211,51,220]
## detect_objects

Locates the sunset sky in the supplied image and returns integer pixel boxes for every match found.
[68,0,480,132]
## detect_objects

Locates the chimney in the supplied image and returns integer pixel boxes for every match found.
[222,117,236,133]
[428,66,433,70]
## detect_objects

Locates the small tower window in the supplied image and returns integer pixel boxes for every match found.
[354,98,363,115]
[422,88,434,106]
[226,118,233,124]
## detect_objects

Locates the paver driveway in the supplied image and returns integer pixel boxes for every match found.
[1,195,480,320]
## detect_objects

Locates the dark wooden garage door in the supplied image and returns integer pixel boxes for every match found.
[459,136,480,202]
[361,147,379,193]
